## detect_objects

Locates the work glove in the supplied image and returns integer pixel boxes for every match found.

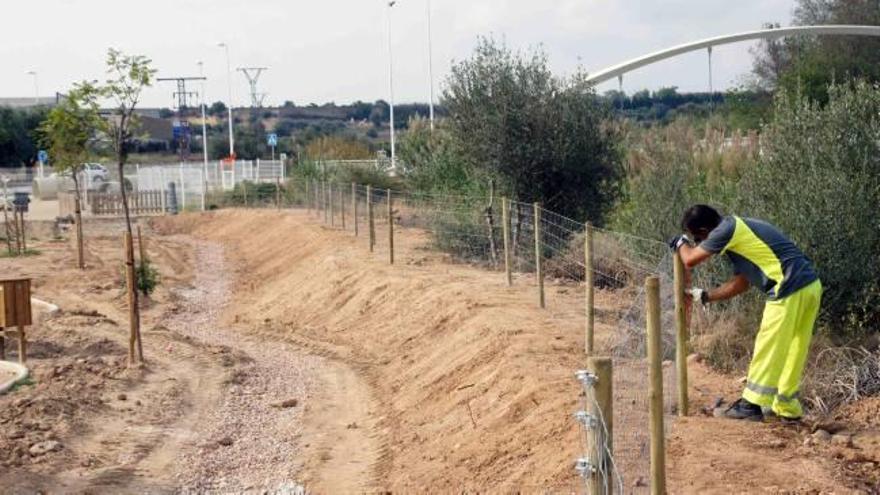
[687,288,710,305]
[668,234,692,252]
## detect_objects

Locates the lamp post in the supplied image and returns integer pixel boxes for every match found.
[217,43,235,158]
[386,1,397,173]
[25,71,39,105]
[426,0,435,131]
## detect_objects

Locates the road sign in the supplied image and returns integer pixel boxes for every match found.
[37,150,48,163]
[267,133,278,147]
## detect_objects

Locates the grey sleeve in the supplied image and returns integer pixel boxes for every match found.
[699,216,735,254]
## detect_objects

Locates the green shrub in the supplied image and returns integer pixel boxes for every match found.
[137,258,159,296]
[740,81,880,337]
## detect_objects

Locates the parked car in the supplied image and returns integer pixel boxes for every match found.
[79,163,110,188]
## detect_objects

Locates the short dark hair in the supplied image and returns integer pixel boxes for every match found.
[681,204,722,233]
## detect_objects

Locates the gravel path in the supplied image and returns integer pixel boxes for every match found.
[167,238,319,493]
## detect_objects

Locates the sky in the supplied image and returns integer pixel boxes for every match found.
[1,0,794,108]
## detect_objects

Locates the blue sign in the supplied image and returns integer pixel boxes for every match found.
[267,133,278,147]
[37,150,48,163]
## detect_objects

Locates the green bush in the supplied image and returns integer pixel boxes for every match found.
[740,82,880,337]
[136,258,159,297]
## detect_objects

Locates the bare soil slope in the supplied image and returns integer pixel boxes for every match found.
[162,209,879,493]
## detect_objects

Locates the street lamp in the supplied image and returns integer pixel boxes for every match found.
[426,0,435,131]
[25,70,39,105]
[217,42,235,158]
[386,1,397,173]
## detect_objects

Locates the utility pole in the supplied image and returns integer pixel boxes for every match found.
[237,67,269,108]
[25,71,39,105]
[387,1,397,174]
[197,62,209,179]
[426,0,435,131]
[156,76,206,161]
[217,42,235,158]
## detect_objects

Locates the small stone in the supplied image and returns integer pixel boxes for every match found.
[271,398,298,409]
[812,429,832,442]
[713,407,726,418]
[218,436,234,447]
[803,437,814,447]
[135,400,142,406]
[29,441,61,456]
[831,434,853,448]
[346,422,358,429]
[8,430,24,439]
[687,353,703,364]
[117,393,127,401]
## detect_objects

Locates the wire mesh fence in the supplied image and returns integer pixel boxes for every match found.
[239,177,734,493]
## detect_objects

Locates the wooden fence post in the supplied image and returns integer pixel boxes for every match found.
[314,179,320,214]
[646,275,666,495]
[367,185,375,252]
[18,211,27,254]
[533,202,544,308]
[501,197,512,286]
[585,223,595,355]
[586,357,613,495]
[322,180,327,223]
[340,182,346,229]
[306,180,311,213]
[387,189,394,265]
[674,252,689,416]
[124,232,139,366]
[352,182,358,236]
[329,183,335,226]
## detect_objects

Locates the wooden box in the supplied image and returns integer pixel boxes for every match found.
[0,278,32,328]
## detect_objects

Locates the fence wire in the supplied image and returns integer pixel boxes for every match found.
[264,178,738,493]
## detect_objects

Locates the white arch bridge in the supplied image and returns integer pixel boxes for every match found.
[585,24,880,90]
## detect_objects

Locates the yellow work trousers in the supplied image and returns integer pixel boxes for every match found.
[742,279,822,418]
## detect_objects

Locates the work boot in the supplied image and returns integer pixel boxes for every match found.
[723,398,763,421]
[763,409,803,425]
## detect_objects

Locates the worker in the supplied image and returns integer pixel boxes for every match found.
[669,205,822,422]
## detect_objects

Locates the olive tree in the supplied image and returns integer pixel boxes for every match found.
[442,37,623,223]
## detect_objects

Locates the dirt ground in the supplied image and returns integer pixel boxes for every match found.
[0,209,878,493]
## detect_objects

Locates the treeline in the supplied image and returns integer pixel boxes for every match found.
[0,106,48,167]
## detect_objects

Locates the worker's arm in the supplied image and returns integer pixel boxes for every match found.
[707,274,750,302]
[678,243,714,269]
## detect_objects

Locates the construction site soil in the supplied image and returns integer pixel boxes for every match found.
[0,209,877,493]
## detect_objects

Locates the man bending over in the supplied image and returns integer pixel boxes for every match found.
[670,205,822,422]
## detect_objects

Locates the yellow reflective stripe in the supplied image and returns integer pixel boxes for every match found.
[726,217,785,291]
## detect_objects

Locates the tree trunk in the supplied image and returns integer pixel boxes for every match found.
[511,202,522,260]
[72,174,85,269]
[2,189,12,255]
[118,161,143,364]
[485,179,498,267]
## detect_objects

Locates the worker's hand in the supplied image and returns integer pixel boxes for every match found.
[687,288,710,305]
[668,234,693,252]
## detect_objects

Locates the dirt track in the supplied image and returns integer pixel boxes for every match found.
[0,209,878,493]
